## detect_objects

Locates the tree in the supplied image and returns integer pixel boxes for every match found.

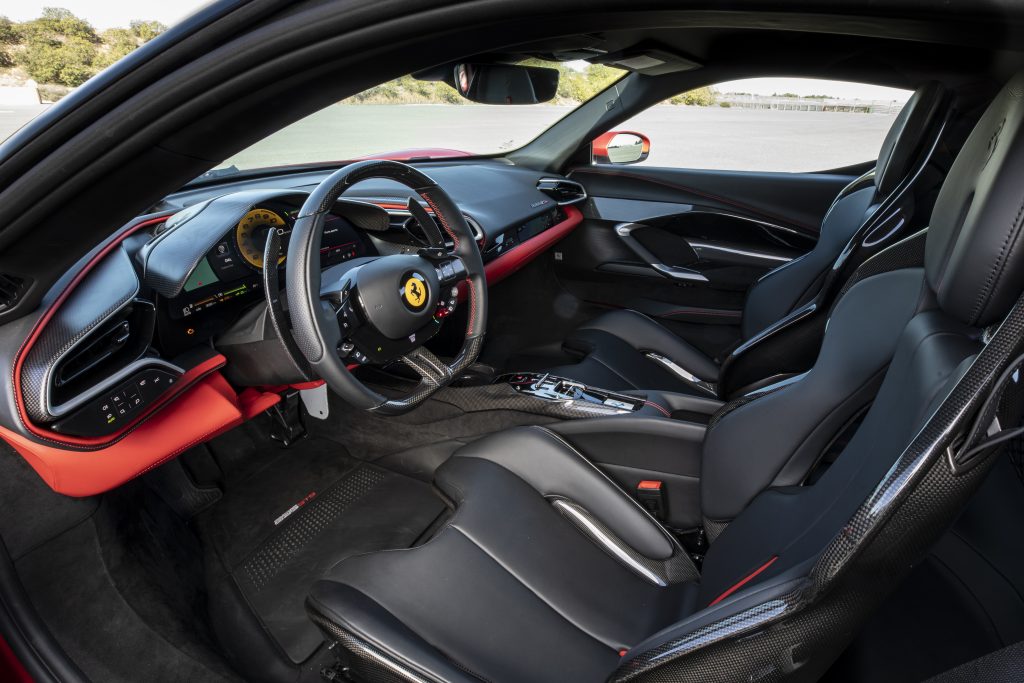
[19,36,96,85]
[19,7,99,43]
[95,27,137,68]
[670,86,716,106]
[0,16,16,67]
[15,9,99,86]
[130,20,165,42]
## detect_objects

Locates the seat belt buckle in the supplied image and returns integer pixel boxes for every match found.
[636,480,666,521]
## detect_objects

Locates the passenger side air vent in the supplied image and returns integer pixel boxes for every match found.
[537,178,587,205]
[0,273,28,314]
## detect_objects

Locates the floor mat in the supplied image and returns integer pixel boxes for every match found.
[198,438,446,663]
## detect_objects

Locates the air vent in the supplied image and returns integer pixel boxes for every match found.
[51,301,156,406]
[0,274,28,314]
[537,178,587,205]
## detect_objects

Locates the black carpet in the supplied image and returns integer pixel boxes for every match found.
[198,437,446,664]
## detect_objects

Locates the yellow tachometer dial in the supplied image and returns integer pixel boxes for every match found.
[235,208,288,269]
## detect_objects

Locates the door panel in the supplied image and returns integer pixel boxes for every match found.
[554,166,858,357]
[571,166,856,236]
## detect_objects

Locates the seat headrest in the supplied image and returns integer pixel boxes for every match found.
[925,72,1024,328]
[875,81,946,197]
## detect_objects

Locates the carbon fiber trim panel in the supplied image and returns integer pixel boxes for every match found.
[431,381,635,420]
[20,246,139,423]
[833,228,928,307]
[702,518,729,545]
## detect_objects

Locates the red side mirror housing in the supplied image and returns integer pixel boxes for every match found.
[592,131,651,165]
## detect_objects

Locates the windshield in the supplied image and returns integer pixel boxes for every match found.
[206,62,625,176]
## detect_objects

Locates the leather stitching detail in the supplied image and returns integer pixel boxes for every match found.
[971,194,1024,324]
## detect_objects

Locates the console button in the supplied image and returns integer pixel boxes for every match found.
[51,366,183,437]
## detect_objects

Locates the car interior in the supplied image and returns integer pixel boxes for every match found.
[2,2,1024,682]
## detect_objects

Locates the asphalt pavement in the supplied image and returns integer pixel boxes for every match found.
[2,103,898,175]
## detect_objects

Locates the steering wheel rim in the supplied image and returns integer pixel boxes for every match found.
[286,159,487,415]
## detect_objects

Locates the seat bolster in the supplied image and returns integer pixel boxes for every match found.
[306,582,478,683]
[452,425,676,560]
[575,309,721,381]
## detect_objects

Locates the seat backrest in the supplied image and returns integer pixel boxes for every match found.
[700,242,929,528]
[739,81,947,340]
[614,71,1024,683]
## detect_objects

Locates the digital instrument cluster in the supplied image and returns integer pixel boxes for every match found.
[160,205,370,350]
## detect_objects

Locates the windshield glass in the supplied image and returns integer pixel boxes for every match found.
[207,62,625,176]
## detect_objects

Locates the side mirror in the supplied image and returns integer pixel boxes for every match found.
[452,63,559,105]
[592,131,651,165]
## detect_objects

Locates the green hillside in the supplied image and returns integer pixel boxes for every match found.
[0,8,164,98]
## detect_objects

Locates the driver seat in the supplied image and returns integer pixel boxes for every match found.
[306,74,1024,682]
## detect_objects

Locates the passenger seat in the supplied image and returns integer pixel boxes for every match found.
[547,81,947,394]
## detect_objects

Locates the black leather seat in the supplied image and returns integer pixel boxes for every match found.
[547,81,947,394]
[307,75,1024,683]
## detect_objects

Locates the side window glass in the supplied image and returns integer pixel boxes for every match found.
[593,78,911,172]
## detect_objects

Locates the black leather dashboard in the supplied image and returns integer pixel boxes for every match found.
[169,161,570,247]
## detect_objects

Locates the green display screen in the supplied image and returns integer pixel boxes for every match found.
[183,257,220,293]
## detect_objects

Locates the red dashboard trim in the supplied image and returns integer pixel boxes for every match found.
[0,369,257,496]
[483,204,582,286]
[373,202,584,286]
[1,214,283,496]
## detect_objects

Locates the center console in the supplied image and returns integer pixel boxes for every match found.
[500,372,646,413]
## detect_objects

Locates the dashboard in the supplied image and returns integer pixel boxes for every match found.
[0,160,585,496]
[159,201,371,354]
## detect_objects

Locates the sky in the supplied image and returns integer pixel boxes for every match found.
[2,0,208,29]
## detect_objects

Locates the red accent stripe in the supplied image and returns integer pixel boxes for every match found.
[0,634,32,683]
[644,400,671,417]
[708,556,779,606]
[371,202,583,289]
[483,205,583,286]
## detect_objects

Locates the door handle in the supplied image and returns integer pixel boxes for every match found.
[614,223,709,282]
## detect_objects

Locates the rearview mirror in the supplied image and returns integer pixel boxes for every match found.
[592,131,651,165]
[451,63,559,105]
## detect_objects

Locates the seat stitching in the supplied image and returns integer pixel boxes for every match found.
[972,195,1024,324]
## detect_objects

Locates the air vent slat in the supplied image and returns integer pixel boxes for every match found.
[537,178,587,205]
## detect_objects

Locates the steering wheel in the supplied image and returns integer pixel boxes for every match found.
[286,160,487,415]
